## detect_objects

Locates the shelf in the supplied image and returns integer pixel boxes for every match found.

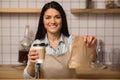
[1,8,120,14]
[71,8,120,14]
[0,8,41,13]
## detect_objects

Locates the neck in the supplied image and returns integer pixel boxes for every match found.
[47,32,61,42]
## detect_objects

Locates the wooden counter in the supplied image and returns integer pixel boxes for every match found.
[0,64,120,79]
[0,64,25,79]
[76,68,120,79]
[0,79,120,80]
[76,65,120,79]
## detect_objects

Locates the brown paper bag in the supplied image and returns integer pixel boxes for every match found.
[69,36,97,70]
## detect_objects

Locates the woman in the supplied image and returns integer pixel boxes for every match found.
[24,1,97,79]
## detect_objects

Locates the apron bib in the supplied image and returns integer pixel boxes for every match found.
[41,37,76,78]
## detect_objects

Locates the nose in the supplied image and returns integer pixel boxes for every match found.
[50,18,55,23]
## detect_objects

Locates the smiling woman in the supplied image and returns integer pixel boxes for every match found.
[43,8,62,41]
[23,1,97,79]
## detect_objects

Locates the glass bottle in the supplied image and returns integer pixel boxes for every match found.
[86,0,94,9]
[93,39,107,69]
[96,39,104,63]
[18,25,33,65]
[106,0,115,8]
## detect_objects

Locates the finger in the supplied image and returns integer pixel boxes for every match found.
[28,51,39,60]
[83,35,90,46]
[28,55,38,64]
[28,55,39,59]
[86,36,95,47]
[85,35,90,46]
[90,38,97,47]
[29,59,37,63]
[83,35,88,43]
[28,50,38,56]
[28,53,39,60]
[89,36,94,42]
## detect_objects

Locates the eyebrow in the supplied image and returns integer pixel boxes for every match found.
[46,14,61,16]
[44,14,61,16]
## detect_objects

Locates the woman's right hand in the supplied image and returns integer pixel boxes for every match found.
[28,50,39,65]
[27,50,39,76]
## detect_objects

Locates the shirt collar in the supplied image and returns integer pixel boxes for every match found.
[45,34,65,46]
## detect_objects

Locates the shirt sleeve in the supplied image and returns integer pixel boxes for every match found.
[23,61,36,79]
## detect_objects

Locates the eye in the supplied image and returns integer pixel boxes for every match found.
[55,15,61,19]
[45,16,51,19]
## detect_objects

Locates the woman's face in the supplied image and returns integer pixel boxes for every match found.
[43,8,62,35]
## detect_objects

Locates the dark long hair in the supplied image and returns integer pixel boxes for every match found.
[35,1,70,40]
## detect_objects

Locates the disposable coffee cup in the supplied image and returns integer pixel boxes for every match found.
[32,43,45,64]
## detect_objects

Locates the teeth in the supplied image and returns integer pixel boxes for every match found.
[50,25,56,28]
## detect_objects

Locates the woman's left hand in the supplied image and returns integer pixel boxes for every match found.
[83,35,97,47]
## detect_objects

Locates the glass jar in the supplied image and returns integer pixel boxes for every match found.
[86,0,94,9]
[18,25,33,65]
[106,0,115,8]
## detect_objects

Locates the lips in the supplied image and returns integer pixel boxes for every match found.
[49,25,57,29]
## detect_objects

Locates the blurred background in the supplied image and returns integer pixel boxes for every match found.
[0,0,120,65]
